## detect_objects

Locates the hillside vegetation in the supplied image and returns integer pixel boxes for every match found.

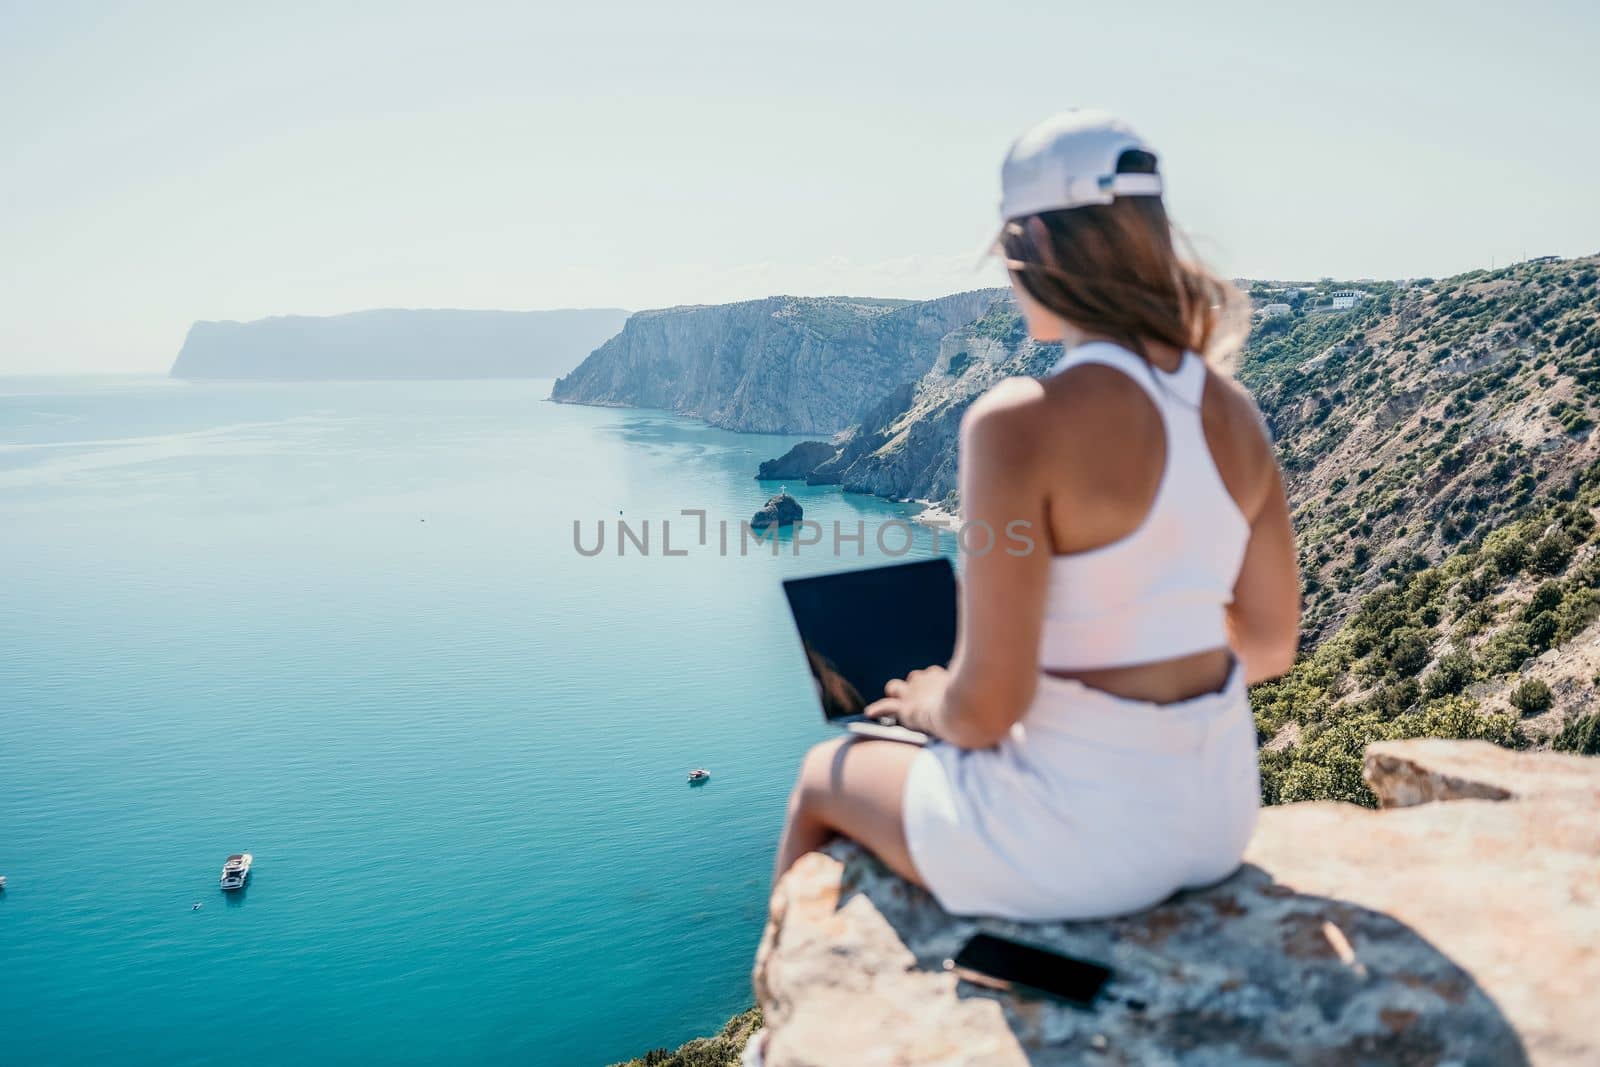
[1238,257,1600,802]
[610,1008,762,1067]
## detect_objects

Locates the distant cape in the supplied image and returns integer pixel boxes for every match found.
[169,307,631,380]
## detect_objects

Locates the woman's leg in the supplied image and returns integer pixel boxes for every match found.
[772,736,926,889]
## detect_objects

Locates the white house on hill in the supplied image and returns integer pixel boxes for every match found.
[1330,289,1367,310]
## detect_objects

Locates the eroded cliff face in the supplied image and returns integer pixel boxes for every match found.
[549,290,1006,434]
[803,304,1056,503]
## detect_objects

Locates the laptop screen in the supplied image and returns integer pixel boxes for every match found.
[781,558,958,720]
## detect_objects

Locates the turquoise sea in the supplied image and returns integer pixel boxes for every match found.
[0,376,951,1066]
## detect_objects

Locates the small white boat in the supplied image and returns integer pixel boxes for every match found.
[0,875,7,891]
[687,768,710,784]
[219,853,253,890]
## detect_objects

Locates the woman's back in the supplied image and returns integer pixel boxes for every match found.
[960,336,1289,705]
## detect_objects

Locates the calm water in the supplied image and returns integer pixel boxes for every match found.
[0,376,951,1066]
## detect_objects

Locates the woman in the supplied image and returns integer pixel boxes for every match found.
[771,111,1300,921]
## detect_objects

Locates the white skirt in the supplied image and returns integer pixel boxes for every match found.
[902,663,1259,921]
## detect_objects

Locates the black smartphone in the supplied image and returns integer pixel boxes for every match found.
[944,933,1112,1009]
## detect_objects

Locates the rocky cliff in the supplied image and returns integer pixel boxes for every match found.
[799,301,1059,503]
[549,290,1006,434]
[170,307,630,380]
[756,441,837,481]
[750,740,1600,1066]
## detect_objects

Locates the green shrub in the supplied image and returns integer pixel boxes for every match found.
[1272,713,1388,806]
[1366,679,1422,719]
[1262,698,1525,808]
[1531,530,1575,574]
[1396,697,1525,752]
[1553,712,1600,756]
[1555,587,1600,643]
[1526,611,1559,651]
[1423,649,1475,697]
[1480,625,1534,674]
[1451,604,1494,641]
[1509,678,1553,714]
[1487,537,1528,577]
[1379,626,1434,677]
[1525,581,1564,617]
[614,1008,764,1067]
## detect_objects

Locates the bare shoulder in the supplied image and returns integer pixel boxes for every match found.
[960,376,1052,465]
[1204,367,1274,454]
[1207,366,1269,422]
[1040,361,1165,444]
[964,374,1047,423]
[1042,360,1159,410]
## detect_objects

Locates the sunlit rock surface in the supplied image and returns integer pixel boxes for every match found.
[751,740,1600,1065]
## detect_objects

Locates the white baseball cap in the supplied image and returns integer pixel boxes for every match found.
[999,109,1163,222]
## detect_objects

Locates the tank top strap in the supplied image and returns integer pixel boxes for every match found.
[1163,351,1208,408]
[1048,342,1205,412]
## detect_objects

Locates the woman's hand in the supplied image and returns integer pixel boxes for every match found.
[866,665,950,738]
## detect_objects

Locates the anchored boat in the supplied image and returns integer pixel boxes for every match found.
[219,853,252,890]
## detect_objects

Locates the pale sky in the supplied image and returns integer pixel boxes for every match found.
[3,0,1597,374]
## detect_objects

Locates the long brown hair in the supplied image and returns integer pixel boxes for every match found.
[999,149,1247,368]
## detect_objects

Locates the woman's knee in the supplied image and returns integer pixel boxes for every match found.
[792,737,849,809]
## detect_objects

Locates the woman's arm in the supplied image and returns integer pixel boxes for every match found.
[884,381,1052,749]
[1226,425,1302,684]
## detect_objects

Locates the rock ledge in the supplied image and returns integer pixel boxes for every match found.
[752,740,1600,1065]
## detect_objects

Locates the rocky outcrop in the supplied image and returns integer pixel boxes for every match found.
[170,307,630,379]
[757,303,1059,503]
[751,740,1600,1065]
[550,290,1006,434]
[757,442,838,482]
[612,1007,763,1067]
[751,493,803,530]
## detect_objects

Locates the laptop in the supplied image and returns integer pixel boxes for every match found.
[781,557,958,745]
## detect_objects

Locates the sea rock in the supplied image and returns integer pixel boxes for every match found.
[757,441,838,482]
[751,493,803,531]
[751,740,1600,1065]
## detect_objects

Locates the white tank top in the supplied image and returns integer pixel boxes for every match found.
[1039,342,1251,671]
